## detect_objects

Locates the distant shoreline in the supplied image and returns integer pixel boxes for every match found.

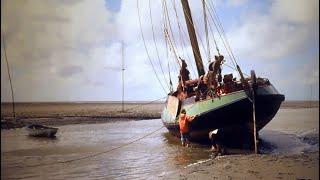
[1,100,319,103]
[280,101,319,108]
[1,101,318,130]
[1,100,319,106]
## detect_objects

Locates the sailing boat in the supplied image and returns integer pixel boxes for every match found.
[157,1,285,143]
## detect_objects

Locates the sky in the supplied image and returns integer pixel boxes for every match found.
[1,0,319,102]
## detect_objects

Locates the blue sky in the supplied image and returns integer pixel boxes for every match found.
[1,0,319,102]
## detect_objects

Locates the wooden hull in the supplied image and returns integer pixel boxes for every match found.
[161,84,285,141]
[26,124,58,137]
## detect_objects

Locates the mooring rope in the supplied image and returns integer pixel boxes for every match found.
[125,96,167,112]
[9,125,165,169]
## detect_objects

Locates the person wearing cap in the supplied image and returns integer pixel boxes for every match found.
[178,109,196,147]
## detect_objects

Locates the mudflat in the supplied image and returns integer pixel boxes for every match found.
[1,101,318,129]
[1,101,319,179]
[161,152,319,180]
[1,102,165,128]
[161,107,319,180]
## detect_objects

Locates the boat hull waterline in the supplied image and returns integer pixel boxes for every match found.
[25,124,58,138]
[161,83,285,141]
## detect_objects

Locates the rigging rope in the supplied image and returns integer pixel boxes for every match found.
[202,0,211,63]
[162,2,178,75]
[206,1,250,78]
[125,96,167,112]
[1,28,16,118]
[171,0,196,78]
[163,0,181,61]
[149,0,170,91]
[168,0,210,74]
[163,17,179,73]
[167,61,174,93]
[206,0,237,68]
[179,0,211,64]
[164,28,181,67]
[210,1,239,66]
[162,14,174,93]
[137,0,168,94]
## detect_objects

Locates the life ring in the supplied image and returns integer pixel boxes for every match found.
[250,70,257,88]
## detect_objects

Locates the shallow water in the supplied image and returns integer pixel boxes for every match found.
[1,108,318,179]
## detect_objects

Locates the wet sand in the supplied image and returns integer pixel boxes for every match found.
[161,152,319,180]
[161,107,319,180]
[1,101,318,129]
[1,102,165,129]
[1,101,319,179]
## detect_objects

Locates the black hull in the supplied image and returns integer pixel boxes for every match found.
[162,85,285,141]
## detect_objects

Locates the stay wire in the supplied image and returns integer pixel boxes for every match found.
[163,0,181,63]
[137,0,168,94]
[210,1,239,66]
[206,1,250,77]
[168,0,210,73]
[159,1,175,89]
[202,0,211,63]
[205,1,235,68]
[1,28,16,118]
[149,0,170,91]
[179,0,211,65]
[163,15,174,93]
[206,0,237,67]
[164,27,181,67]
[171,0,196,78]
[162,7,179,74]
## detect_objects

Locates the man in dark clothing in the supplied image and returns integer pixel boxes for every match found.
[180,59,190,83]
[208,55,224,89]
[209,129,227,155]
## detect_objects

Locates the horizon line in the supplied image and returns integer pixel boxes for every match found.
[1,100,319,104]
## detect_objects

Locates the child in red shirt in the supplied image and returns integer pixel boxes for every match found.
[179,109,196,147]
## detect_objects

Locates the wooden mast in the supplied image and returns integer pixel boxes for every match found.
[181,0,205,76]
[122,41,125,112]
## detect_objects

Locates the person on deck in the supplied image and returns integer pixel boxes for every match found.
[195,74,208,100]
[179,59,191,92]
[180,59,190,82]
[178,109,196,147]
[208,55,224,90]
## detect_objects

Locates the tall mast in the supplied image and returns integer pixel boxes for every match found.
[2,28,16,119]
[181,0,205,76]
[122,41,125,112]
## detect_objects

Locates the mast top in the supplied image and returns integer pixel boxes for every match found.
[181,0,205,76]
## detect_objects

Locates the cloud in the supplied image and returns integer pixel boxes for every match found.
[226,0,319,62]
[1,0,319,102]
[226,0,249,8]
[59,65,84,78]
[1,0,120,101]
[271,0,319,24]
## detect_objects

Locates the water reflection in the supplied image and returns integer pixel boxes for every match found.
[1,116,318,179]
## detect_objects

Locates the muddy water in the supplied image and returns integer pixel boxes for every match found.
[1,108,318,179]
[1,120,210,179]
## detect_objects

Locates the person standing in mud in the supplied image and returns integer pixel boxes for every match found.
[209,129,227,155]
[178,109,196,147]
